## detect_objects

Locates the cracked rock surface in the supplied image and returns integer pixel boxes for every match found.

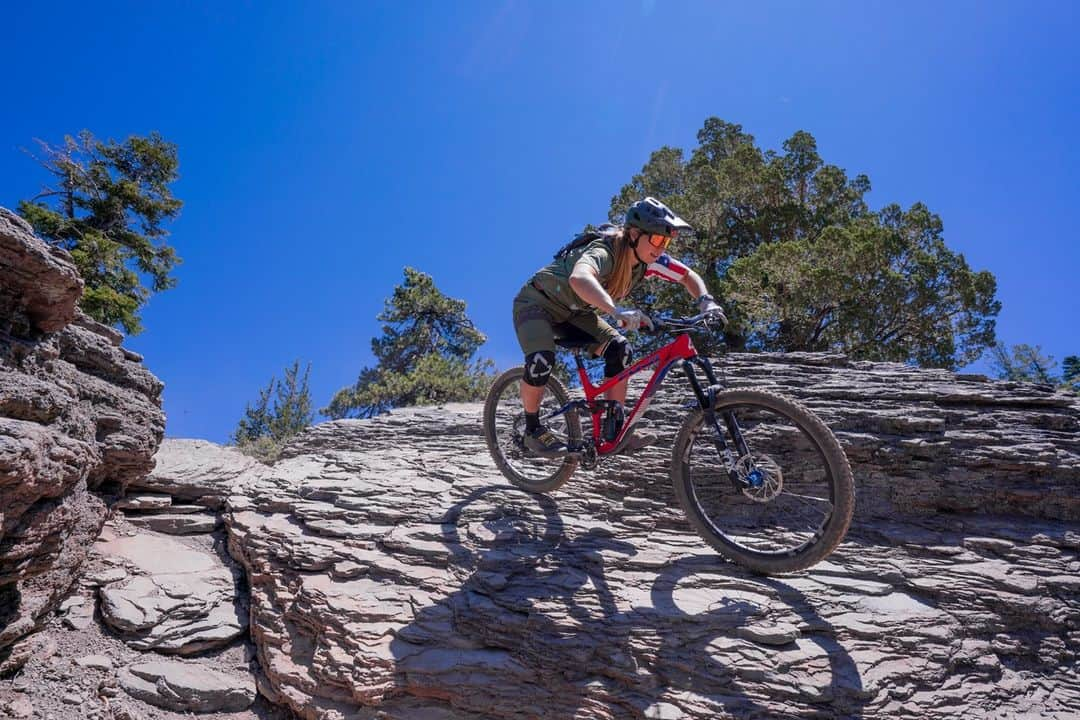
[128,439,266,510]
[223,379,1079,719]
[0,514,293,720]
[95,526,247,655]
[118,660,257,713]
[0,206,164,659]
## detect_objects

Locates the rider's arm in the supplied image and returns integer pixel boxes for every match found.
[644,255,709,299]
[569,263,618,315]
[680,268,710,299]
[682,267,724,321]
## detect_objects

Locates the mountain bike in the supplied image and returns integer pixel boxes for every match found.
[482,312,855,574]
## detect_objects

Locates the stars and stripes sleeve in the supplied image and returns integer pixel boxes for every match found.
[644,254,690,283]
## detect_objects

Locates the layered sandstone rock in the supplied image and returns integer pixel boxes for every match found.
[6,198,1078,718]
[0,208,82,335]
[118,659,257,713]
[222,378,1079,719]
[127,438,266,509]
[3,492,273,719]
[0,207,164,661]
[95,527,247,655]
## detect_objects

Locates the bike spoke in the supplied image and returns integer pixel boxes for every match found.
[484,369,580,491]
[780,490,833,506]
[680,402,839,559]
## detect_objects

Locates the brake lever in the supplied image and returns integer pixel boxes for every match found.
[641,316,664,336]
[653,311,724,335]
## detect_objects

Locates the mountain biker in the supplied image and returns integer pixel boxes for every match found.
[513,197,726,457]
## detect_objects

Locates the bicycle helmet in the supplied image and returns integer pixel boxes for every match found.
[625,197,693,235]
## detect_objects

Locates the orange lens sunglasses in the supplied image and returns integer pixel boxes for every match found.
[643,230,675,250]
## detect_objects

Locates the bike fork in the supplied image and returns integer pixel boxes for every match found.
[681,358,750,491]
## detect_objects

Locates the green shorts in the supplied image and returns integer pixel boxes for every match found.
[512,283,621,357]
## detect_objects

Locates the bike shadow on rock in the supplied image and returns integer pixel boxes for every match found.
[386,486,868,719]
[649,555,869,718]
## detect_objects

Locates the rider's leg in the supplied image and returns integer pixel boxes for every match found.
[520,350,555,417]
[604,377,628,405]
[598,335,657,453]
[519,352,563,456]
[600,336,632,406]
[513,295,564,456]
[514,295,558,415]
[521,381,545,414]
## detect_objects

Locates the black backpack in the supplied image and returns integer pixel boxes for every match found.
[552,223,620,259]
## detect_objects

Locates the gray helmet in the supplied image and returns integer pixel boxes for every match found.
[625,197,693,235]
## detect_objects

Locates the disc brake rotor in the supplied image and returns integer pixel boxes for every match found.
[735,454,783,503]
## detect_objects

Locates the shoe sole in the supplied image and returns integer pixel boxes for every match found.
[524,448,567,459]
[523,441,568,459]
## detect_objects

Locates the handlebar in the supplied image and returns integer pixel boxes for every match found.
[649,310,726,335]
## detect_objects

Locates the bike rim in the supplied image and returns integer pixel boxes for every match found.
[683,403,837,559]
[489,375,575,486]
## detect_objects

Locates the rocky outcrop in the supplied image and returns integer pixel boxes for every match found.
[0,432,275,720]
[118,660,257,713]
[0,207,164,660]
[0,208,82,335]
[222,379,1079,720]
[0,511,274,720]
[58,438,269,718]
[127,438,266,510]
[95,526,247,655]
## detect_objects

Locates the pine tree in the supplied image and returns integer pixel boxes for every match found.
[1060,355,1079,394]
[324,268,494,418]
[988,343,1058,385]
[18,130,182,334]
[609,118,999,369]
[233,361,313,462]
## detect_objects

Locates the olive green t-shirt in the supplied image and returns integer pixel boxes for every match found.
[529,240,649,313]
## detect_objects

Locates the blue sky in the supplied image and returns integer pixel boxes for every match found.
[2,1,1077,442]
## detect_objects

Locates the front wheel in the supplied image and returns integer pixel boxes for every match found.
[483,367,581,493]
[671,389,854,574]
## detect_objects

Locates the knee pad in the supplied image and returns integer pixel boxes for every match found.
[603,336,632,378]
[523,351,556,386]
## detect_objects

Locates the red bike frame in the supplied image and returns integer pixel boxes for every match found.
[574,333,700,455]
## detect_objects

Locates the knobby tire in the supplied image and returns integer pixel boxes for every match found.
[671,388,855,574]
[483,367,581,493]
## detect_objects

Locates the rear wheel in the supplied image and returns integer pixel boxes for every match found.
[671,389,854,574]
[483,367,581,493]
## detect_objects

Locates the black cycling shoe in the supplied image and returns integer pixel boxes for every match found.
[523,426,567,458]
[611,427,659,455]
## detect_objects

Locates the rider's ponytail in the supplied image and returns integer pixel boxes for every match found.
[604,226,635,301]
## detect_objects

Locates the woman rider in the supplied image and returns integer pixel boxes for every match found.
[513,197,725,457]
